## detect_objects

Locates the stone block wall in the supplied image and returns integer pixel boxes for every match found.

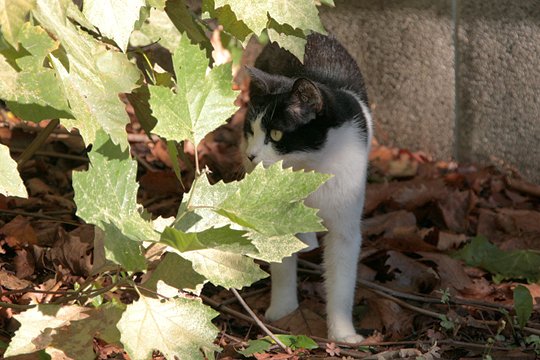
[320,0,540,183]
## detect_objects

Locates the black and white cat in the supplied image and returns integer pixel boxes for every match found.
[242,33,372,343]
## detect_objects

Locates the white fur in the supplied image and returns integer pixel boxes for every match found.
[244,96,372,343]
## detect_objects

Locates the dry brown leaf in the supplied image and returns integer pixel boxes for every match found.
[436,231,467,251]
[417,252,473,292]
[391,179,448,210]
[367,296,413,339]
[139,171,183,195]
[271,303,327,338]
[13,248,35,279]
[47,226,93,276]
[42,194,76,212]
[384,251,439,294]
[363,210,417,238]
[26,177,54,196]
[0,269,32,290]
[0,215,38,248]
[437,190,471,233]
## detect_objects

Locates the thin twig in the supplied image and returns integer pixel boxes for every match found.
[230,288,292,354]
[0,301,36,310]
[0,209,79,225]
[10,147,89,162]
[17,119,60,166]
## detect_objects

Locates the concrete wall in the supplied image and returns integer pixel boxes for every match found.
[320,0,540,183]
[456,1,540,182]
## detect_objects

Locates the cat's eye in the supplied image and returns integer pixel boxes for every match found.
[269,129,283,142]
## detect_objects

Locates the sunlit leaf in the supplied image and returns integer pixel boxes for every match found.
[72,131,158,242]
[4,305,87,357]
[117,295,219,360]
[33,0,141,149]
[149,35,237,145]
[83,0,145,51]
[0,0,35,48]
[0,143,27,198]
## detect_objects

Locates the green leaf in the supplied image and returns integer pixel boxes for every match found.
[514,285,533,329]
[48,304,124,360]
[266,19,307,61]
[161,226,254,253]
[0,53,18,97]
[0,143,27,198]
[15,23,58,70]
[33,0,141,149]
[143,252,206,294]
[129,7,181,52]
[212,0,325,37]
[0,0,35,49]
[82,0,145,51]
[238,338,272,356]
[148,0,165,9]
[165,0,212,55]
[454,236,540,282]
[319,0,335,6]
[0,33,71,122]
[149,35,238,145]
[126,85,158,134]
[215,163,328,235]
[247,232,307,263]
[117,295,219,360]
[176,163,328,262]
[100,222,147,271]
[72,131,158,242]
[180,248,267,289]
[6,69,72,122]
[239,334,318,355]
[202,0,251,42]
[4,305,87,357]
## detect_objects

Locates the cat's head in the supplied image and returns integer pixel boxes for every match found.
[242,67,326,170]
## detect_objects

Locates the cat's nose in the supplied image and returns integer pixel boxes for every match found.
[247,154,256,162]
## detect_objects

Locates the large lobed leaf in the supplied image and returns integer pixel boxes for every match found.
[72,131,158,243]
[117,295,219,360]
[5,304,123,359]
[82,0,145,52]
[0,0,35,48]
[0,23,72,122]
[0,143,27,198]
[210,0,325,59]
[149,35,238,145]
[213,0,325,37]
[32,0,141,149]
[176,162,329,262]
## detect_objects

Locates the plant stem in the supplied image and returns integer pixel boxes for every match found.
[230,288,292,354]
[17,119,60,166]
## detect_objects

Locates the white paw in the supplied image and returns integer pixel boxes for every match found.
[329,328,365,344]
[265,303,298,322]
[337,333,365,344]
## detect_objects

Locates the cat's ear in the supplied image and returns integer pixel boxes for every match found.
[290,78,323,120]
[245,66,290,96]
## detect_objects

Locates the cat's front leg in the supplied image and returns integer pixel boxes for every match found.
[265,253,298,321]
[323,226,364,343]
